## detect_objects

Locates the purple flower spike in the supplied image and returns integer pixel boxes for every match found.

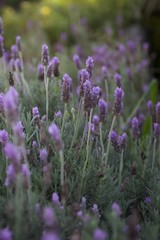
[154,123,160,139]
[156,102,160,123]
[132,117,140,140]
[5,164,16,188]
[61,73,72,103]
[144,197,151,204]
[101,66,108,78]
[52,192,60,205]
[41,231,60,240]
[37,64,44,81]
[0,227,12,240]
[111,202,122,216]
[111,130,118,149]
[147,100,153,116]
[21,164,31,188]
[55,111,62,118]
[41,44,49,66]
[52,57,60,77]
[98,99,107,122]
[48,123,63,151]
[40,148,48,162]
[4,142,21,167]
[0,130,8,145]
[43,207,56,227]
[83,80,92,112]
[0,93,4,114]
[32,106,40,118]
[12,121,25,145]
[79,69,90,97]
[0,35,4,57]
[86,56,94,77]
[92,86,101,107]
[11,45,18,59]
[114,73,121,88]
[93,228,107,240]
[16,36,22,51]
[32,140,38,148]
[73,54,81,70]
[4,87,19,123]
[47,61,54,78]
[113,87,124,116]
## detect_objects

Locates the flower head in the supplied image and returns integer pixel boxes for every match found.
[111,202,122,216]
[48,123,63,151]
[86,56,94,77]
[73,54,81,70]
[93,228,107,240]
[0,130,8,145]
[98,99,107,122]
[41,44,49,66]
[52,56,60,77]
[131,117,140,140]
[61,73,72,103]
[0,227,12,240]
[113,87,124,116]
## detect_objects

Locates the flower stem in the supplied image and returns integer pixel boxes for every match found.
[105,115,116,165]
[99,122,104,163]
[59,150,64,186]
[119,150,124,186]
[61,103,67,136]
[44,67,49,125]
[152,138,157,172]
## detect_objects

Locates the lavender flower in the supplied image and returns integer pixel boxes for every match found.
[37,64,44,81]
[52,56,60,77]
[13,121,25,145]
[0,93,4,114]
[41,44,49,66]
[131,117,140,140]
[111,130,118,149]
[11,45,18,59]
[47,61,54,78]
[79,69,90,97]
[111,202,122,216]
[98,99,107,122]
[61,73,72,103]
[93,228,107,240]
[48,123,63,151]
[0,35,4,57]
[16,36,22,51]
[40,148,48,162]
[101,66,108,78]
[92,86,101,107]
[92,115,100,136]
[55,111,62,118]
[113,87,124,116]
[156,102,160,123]
[114,73,121,88]
[4,142,21,167]
[43,207,56,227]
[86,56,94,77]
[154,123,160,139]
[0,228,12,240]
[118,133,127,152]
[147,100,153,116]
[92,204,100,218]
[144,197,151,204]
[21,164,31,188]
[0,130,8,145]
[52,192,60,206]
[41,231,60,240]
[83,80,92,112]
[32,140,38,148]
[32,106,40,118]
[5,164,16,188]
[4,87,19,123]
[15,58,22,72]
[73,54,81,70]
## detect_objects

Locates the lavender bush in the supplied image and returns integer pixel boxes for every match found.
[0,16,160,240]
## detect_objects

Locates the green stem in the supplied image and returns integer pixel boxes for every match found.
[20,72,30,96]
[152,138,157,172]
[99,122,104,163]
[61,103,67,135]
[44,67,49,125]
[59,150,64,186]
[104,77,109,103]
[119,150,124,186]
[82,108,93,177]
[105,115,116,165]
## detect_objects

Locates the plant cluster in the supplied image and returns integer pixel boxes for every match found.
[0,16,160,240]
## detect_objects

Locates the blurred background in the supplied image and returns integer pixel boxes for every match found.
[0,0,160,79]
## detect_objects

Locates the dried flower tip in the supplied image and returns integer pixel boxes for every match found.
[113,87,124,116]
[37,64,44,81]
[111,202,122,216]
[156,102,160,123]
[154,123,160,139]
[0,130,8,145]
[86,56,94,77]
[41,44,49,66]
[48,123,63,151]
[11,45,18,59]
[61,73,72,103]
[52,56,60,77]
[131,117,140,140]
[15,58,22,72]
[83,80,92,112]
[0,35,4,57]
[16,36,22,51]
[98,99,107,122]
[114,73,121,87]
[93,228,107,240]
[73,54,81,70]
